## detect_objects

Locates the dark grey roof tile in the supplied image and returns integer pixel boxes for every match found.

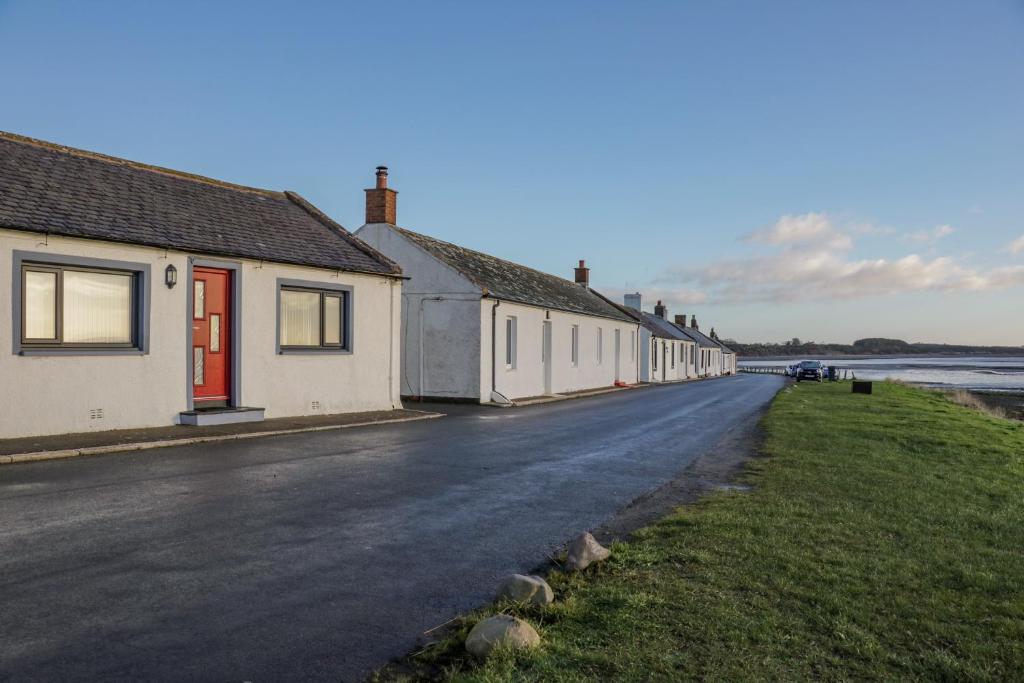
[396,227,635,323]
[0,132,400,276]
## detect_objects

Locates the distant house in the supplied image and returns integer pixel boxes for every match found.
[355,169,640,403]
[0,132,403,439]
[674,315,722,378]
[707,329,738,375]
[622,296,695,383]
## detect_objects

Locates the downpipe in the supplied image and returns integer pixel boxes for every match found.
[489,298,512,405]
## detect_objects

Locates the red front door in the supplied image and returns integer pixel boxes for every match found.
[192,268,231,406]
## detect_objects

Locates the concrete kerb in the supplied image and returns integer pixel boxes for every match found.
[493,383,653,408]
[1,412,444,466]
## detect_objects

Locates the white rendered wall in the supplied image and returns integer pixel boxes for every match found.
[1,229,400,439]
[638,326,651,382]
[482,299,640,401]
[355,223,482,399]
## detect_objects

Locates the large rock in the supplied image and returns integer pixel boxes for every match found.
[497,574,554,605]
[465,615,540,658]
[564,532,611,571]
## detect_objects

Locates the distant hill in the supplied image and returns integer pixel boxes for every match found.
[728,337,1024,358]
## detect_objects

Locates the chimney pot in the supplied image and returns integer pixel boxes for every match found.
[654,300,667,319]
[674,314,687,327]
[690,315,698,331]
[574,259,590,287]
[365,166,398,224]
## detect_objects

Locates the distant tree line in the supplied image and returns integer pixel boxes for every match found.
[725,337,1024,357]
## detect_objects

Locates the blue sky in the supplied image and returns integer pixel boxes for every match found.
[2,1,1022,344]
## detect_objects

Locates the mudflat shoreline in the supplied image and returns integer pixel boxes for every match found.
[968,390,1024,420]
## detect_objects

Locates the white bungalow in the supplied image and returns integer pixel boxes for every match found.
[0,132,403,439]
[355,169,640,404]
[674,315,722,378]
[621,295,695,383]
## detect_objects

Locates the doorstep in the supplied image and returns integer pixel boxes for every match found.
[0,408,443,466]
[178,406,266,426]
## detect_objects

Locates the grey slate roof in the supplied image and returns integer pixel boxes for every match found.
[0,132,400,276]
[674,323,720,349]
[395,227,635,323]
[640,312,695,341]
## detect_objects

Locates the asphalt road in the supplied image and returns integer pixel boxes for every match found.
[0,374,783,681]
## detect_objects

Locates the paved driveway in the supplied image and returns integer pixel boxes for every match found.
[0,374,783,681]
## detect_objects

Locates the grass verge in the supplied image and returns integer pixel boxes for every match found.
[375,381,1024,682]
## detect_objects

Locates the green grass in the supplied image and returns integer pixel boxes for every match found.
[378,382,1024,682]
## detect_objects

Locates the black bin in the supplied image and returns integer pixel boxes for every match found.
[852,381,873,395]
[828,366,838,381]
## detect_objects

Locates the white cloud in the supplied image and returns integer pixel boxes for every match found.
[658,213,1024,304]
[907,224,955,243]
[744,212,852,249]
[1008,235,1024,255]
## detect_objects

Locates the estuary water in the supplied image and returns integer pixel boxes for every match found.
[737,356,1024,392]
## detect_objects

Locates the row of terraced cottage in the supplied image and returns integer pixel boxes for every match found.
[0,132,736,439]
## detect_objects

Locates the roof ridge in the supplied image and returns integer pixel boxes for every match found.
[0,130,279,197]
[285,192,401,275]
[395,226,587,290]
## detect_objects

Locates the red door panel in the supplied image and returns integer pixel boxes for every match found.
[192,267,231,405]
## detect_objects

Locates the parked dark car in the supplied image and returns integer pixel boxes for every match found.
[795,360,824,382]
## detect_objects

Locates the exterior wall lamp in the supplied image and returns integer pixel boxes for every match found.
[165,264,177,289]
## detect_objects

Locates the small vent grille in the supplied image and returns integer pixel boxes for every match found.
[89,408,104,420]
[311,401,322,411]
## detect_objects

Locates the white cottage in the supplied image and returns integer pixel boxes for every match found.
[674,315,722,378]
[356,169,640,404]
[621,294,696,383]
[0,132,403,439]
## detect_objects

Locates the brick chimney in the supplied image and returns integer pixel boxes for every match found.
[365,166,397,224]
[654,300,667,319]
[690,315,698,331]
[624,292,641,310]
[674,314,687,327]
[574,260,590,288]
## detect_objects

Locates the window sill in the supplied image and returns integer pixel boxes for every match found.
[278,348,353,355]
[18,348,146,357]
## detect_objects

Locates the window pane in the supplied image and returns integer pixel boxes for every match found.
[210,314,221,353]
[324,295,342,345]
[281,290,321,346]
[63,270,132,344]
[193,280,205,319]
[24,270,57,340]
[505,317,515,366]
[193,347,204,385]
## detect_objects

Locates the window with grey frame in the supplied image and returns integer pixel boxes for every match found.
[20,262,140,350]
[570,324,579,366]
[279,286,348,350]
[505,316,517,369]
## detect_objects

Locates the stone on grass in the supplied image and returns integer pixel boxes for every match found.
[465,615,540,659]
[564,532,610,571]
[497,574,554,605]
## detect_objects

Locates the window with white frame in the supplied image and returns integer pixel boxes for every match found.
[596,327,603,365]
[505,316,517,369]
[571,324,579,366]
[671,342,676,368]
[20,262,140,350]
[652,339,658,370]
